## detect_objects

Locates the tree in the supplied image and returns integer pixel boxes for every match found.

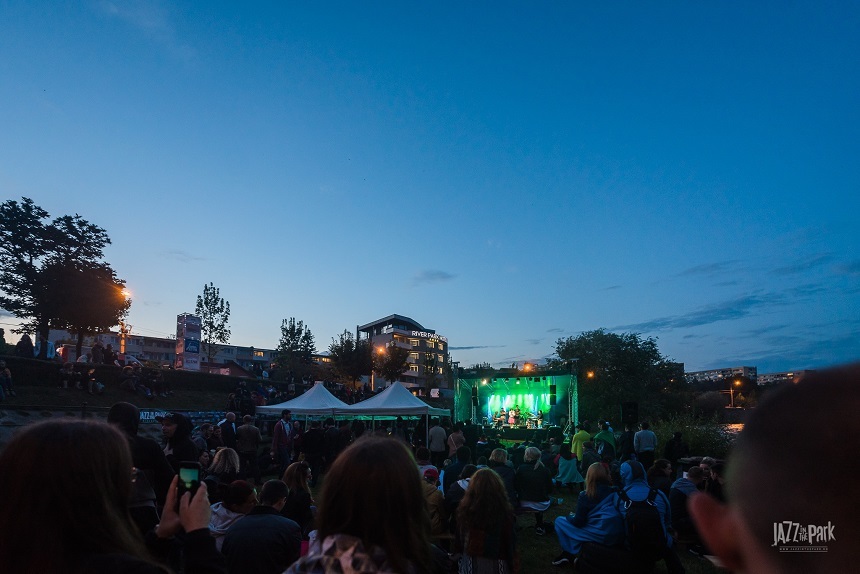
[328,330,372,387]
[276,317,316,381]
[551,329,682,422]
[373,343,410,385]
[0,198,117,357]
[43,261,131,358]
[195,282,231,365]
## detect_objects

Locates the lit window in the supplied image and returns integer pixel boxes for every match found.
[438,343,444,351]
[427,341,436,349]
[410,352,419,361]
[409,365,419,372]
[410,339,419,347]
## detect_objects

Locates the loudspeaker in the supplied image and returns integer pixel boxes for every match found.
[471,386,478,398]
[549,394,557,405]
[546,426,564,443]
[472,397,478,406]
[549,383,557,405]
[549,384,557,394]
[621,402,639,426]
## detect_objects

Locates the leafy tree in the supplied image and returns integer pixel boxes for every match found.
[551,329,682,422]
[195,282,231,365]
[43,261,130,358]
[373,343,410,385]
[276,317,316,381]
[0,198,116,357]
[328,330,372,386]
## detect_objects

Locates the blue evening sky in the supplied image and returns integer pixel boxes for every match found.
[1,1,858,373]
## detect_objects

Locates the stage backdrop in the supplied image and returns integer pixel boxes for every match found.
[454,374,573,426]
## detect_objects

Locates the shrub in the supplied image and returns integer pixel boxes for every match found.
[654,412,734,459]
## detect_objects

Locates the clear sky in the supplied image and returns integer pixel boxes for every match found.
[1,1,858,373]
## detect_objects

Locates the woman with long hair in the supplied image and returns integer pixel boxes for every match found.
[281,460,315,536]
[551,462,623,567]
[208,447,241,484]
[647,458,673,496]
[286,436,432,574]
[0,419,218,574]
[456,468,519,573]
[515,446,559,536]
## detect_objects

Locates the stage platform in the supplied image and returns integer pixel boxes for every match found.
[480,425,565,443]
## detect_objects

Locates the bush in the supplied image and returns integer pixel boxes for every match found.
[654,412,734,459]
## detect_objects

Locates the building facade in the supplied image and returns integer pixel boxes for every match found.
[357,314,450,389]
[685,366,758,385]
[757,370,815,386]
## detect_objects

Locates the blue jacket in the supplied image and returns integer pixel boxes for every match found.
[614,461,673,548]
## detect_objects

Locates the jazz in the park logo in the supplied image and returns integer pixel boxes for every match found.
[772,521,835,553]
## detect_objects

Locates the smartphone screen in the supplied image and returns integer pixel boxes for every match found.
[178,462,201,499]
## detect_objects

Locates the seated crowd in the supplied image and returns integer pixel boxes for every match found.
[0,363,855,574]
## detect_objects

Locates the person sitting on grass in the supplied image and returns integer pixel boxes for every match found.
[647,459,673,496]
[554,442,585,493]
[515,446,561,536]
[552,462,623,566]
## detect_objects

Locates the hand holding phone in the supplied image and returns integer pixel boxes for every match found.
[178,461,201,500]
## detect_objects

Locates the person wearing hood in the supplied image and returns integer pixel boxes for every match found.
[157,412,199,473]
[208,480,257,552]
[421,468,449,542]
[108,402,176,534]
[614,460,684,574]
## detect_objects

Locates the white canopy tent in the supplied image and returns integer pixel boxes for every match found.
[335,382,450,418]
[256,381,349,416]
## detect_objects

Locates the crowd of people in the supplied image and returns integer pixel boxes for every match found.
[0,364,854,573]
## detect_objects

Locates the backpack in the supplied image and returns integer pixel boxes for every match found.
[617,486,667,561]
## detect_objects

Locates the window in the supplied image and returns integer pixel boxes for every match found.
[426,340,436,349]
[410,339,419,347]
[409,365,419,372]
[254,350,264,358]
[438,367,444,374]
[409,352,419,361]
[438,343,444,351]
[438,354,444,362]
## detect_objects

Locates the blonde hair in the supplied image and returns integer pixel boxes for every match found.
[524,446,543,470]
[209,447,240,475]
[489,448,508,464]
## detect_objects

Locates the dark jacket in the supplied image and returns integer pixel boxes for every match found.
[514,462,553,503]
[84,529,225,574]
[219,420,238,450]
[487,460,518,506]
[280,489,314,536]
[222,507,302,574]
[443,459,467,495]
[164,413,199,473]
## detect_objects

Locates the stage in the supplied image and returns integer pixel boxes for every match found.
[455,373,574,429]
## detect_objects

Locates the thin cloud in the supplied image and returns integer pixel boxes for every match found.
[676,261,740,277]
[99,0,195,62]
[546,328,564,333]
[834,260,860,277]
[410,270,456,287]
[600,285,622,291]
[449,345,506,351]
[771,254,833,275]
[613,293,784,332]
[525,338,542,345]
[160,249,205,263]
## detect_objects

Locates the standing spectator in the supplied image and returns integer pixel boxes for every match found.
[270,409,294,476]
[580,441,601,471]
[447,422,466,459]
[592,420,617,460]
[192,423,213,453]
[209,425,225,451]
[663,431,689,469]
[634,421,658,471]
[456,468,519,573]
[416,447,436,478]
[108,402,175,534]
[554,442,585,493]
[156,412,199,473]
[616,423,636,461]
[236,415,263,485]
[570,422,591,469]
[428,418,448,469]
[219,412,239,450]
[91,339,104,364]
[280,462,315,537]
[301,420,326,487]
[222,480,301,574]
[15,334,34,358]
[0,360,15,398]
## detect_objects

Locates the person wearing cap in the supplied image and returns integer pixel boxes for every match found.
[157,412,199,473]
[421,467,449,542]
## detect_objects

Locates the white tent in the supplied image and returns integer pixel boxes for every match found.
[256,381,349,416]
[335,382,450,417]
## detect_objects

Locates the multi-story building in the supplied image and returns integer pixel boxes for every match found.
[357,314,450,389]
[685,366,758,385]
[757,370,815,386]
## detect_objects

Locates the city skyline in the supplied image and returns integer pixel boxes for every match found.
[1,2,858,374]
